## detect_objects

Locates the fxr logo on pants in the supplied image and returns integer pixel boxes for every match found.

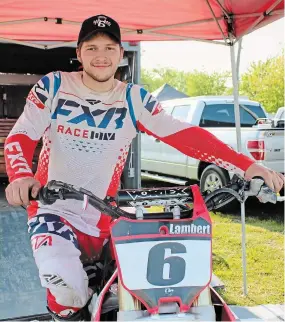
[31,234,53,250]
[29,215,79,249]
[5,141,32,175]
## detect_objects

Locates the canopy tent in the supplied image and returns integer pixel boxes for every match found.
[0,0,283,48]
[152,84,189,101]
[1,0,283,152]
[1,0,284,297]
[1,1,283,150]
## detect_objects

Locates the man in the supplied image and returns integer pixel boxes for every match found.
[4,14,284,321]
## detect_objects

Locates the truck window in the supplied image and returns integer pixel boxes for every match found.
[171,105,191,121]
[239,104,267,126]
[200,103,267,127]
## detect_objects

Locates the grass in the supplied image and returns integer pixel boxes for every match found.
[148,206,284,306]
[211,212,284,306]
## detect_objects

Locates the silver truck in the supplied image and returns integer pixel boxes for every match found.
[141,96,284,192]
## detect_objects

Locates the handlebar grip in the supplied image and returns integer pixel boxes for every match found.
[249,177,277,204]
[252,176,265,183]
[277,195,285,202]
[28,187,57,205]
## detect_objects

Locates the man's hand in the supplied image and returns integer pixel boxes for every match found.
[5,177,41,207]
[245,163,284,193]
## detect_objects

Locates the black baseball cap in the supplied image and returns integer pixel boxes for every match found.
[77,15,121,46]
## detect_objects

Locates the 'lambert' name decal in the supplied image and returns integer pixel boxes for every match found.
[169,223,210,235]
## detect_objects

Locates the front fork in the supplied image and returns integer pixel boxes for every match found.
[118,277,141,311]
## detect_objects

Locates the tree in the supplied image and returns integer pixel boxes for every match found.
[140,68,187,93]
[141,67,230,96]
[185,70,230,96]
[239,53,284,113]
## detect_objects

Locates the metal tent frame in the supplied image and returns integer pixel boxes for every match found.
[1,0,283,296]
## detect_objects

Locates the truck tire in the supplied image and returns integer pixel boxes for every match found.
[200,165,237,212]
[200,165,230,193]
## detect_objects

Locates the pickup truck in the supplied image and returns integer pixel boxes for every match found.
[272,107,285,128]
[141,96,285,192]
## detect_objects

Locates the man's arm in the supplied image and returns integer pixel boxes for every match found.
[4,72,59,206]
[128,85,284,191]
[130,85,254,176]
[4,73,55,182]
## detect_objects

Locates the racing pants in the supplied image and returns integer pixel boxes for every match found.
[28,214,110,318]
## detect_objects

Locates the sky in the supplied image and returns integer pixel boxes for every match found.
[140,18,284,75]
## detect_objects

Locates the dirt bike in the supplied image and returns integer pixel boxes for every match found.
[32,176,283,321]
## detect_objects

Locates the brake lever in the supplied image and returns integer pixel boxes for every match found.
[245,178,277,204]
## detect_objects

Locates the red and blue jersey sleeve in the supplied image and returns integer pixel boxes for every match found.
[4,72,59,182]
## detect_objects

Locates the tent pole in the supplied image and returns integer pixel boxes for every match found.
[0,37,46,49]
[235,0,282,42]
[127,30,226,45]
[240,202,247,296]
[237,38,243,83]
[230,43,242,152]
[123,17,224,34]
[230,41,248,296]
[237,39,247,297]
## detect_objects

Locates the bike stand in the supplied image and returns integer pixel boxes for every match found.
[211,274,225,290]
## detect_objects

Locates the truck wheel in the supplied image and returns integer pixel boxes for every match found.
[200,165,237,212]
[200,165,230,193]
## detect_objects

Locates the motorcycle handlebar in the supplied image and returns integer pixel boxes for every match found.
[29,177,281,220]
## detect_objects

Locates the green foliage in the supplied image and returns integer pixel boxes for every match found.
[239,53,284,113]
[141,52,284,113]
[185,70,230,96]
[140,68,230,96]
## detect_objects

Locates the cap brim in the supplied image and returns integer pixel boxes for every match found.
[78,30,121,46]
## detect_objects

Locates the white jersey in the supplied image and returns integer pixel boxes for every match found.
[5,71,254,237]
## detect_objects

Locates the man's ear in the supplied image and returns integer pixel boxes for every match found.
[76,47,82,63]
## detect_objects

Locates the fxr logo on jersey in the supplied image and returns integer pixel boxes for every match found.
[28,74,50,109]
[52,99,127,129]
[27,75,50,109]
[5,141,32,175]
[27,91,45,109]
[93,16,111,27]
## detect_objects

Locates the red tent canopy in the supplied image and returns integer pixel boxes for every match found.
[0,0,283,48]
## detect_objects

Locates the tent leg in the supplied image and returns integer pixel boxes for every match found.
[122,47,141,189]
[230,44,242,152]
[230,42,248,296]
[241,201,248,296]
[236,38,243,83]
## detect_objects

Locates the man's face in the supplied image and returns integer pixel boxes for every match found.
[76,33,124,83]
